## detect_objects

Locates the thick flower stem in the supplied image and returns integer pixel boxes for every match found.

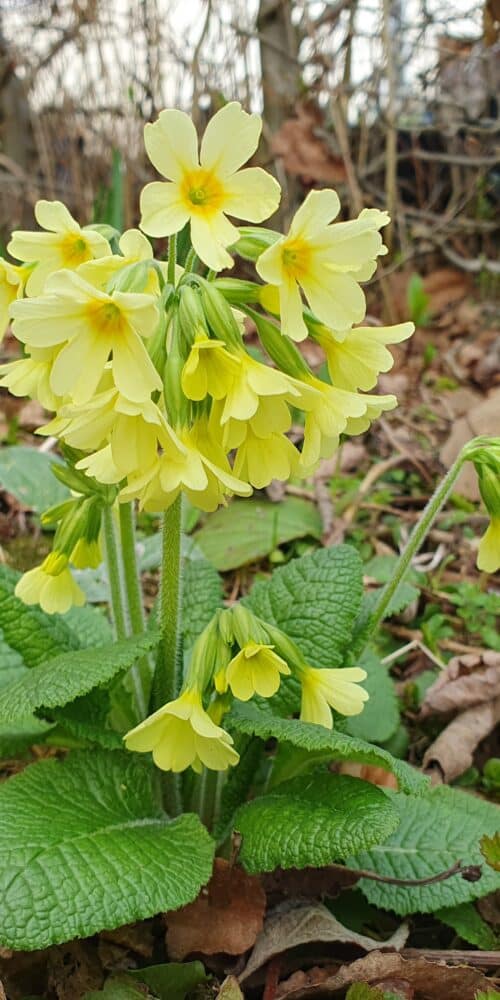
[365,451,466,643]
[153,495,184,816]
[118,501,150,718]
[167,232,177,286]
[102,505,127,641]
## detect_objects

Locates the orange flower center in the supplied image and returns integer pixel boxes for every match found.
[282,237,311,280]
[61,233,93,267]
[180,168,225,216]
[87,300,127,336]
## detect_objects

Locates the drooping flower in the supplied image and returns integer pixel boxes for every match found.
[224,641,291,701]
[15,552,85,615]
[256,190,388,341]
[344,393,398,436]
[292,376,369,469]
[140,102,281,271]
[9,269,161,404]
[299,666,368,728]
[314,321,414,391]
[0,346,61,411]
[124,687,239,772]
[181,331,240,401]
[78,228,160,294]
[8,200,111,296]
[477,517,500,573]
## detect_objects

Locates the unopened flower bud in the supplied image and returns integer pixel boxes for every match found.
[231,226,280,262]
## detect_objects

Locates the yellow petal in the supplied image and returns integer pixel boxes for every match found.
[223,167,281,223]
[301,270,366,331]
[140,181,191,238]
[477,518,500,573]
[112,328,162,401]
[35,199,77,232]
[200,101,261,176]
[50,330,111,403]
[256,239,285,286]
[119,229,153,259]
[190,212,238,271]
[279,275,307,342]
[289,189,340,238]
[144,109,199,180]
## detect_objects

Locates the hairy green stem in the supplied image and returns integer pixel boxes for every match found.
[365,450,467,642]
[152,495,183,816]
[167,232,177,286]
[118,502,149,718]
[102,505,127,640]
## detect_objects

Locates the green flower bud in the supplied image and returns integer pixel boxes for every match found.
[178,284,208,347]
[230,226,280,262]
[163,314,191,427]
[477,463,500,519]
[107,260,150,293]
[230,603,272,648]
[213,278,262,306]
[198,278,244,350]
[250,309,311,379]
[186,613,232,694]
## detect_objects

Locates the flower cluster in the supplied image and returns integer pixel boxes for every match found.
[125,604,368,773]
[0,102,416,612]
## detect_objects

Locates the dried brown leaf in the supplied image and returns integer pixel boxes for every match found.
[423,697,500,781]
[271,104,347,184]
[165,858,266,960]
[277,951,493,998]
[420,651,500,717]
[240,903,409,983]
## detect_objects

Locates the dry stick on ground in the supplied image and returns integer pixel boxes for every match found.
[326,453,405,545]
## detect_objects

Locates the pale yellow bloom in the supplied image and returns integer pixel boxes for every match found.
[0,346,61,411]
[140,102,280,270]
[315,321,414,391]
[477,517,500,573]
[43,386,163,484]
[292,376,369,469]
[299,666,368,729]
[232,425,299,488]
[181,331,240,401]
[220,351,299,424]
[78,229,160,294]
[120,419,252,513]
[8,200,111,296]
[344,393,398,436]
[225,641,291,701]
[15,552,85,615]
[10,270,161,404]
[256,190,388,341]
[124,688,239,772]
[0,259,25,340]
[70,537,102,570]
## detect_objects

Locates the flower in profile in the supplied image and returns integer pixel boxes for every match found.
[299,666,368,729]
[256,190,388,341]
[140,102,281,270]
[15,551,85,615]
[124,688,239,772]
[293,376,368,469]
[8,200,111,296]
[181,331,240,401]
[0,258,25,341]
[225,641,291,701]
[78,229,160,294]
[10,269,161,404]
[477,517,500,573]
[314,321,414,391]
[0,345,61,411]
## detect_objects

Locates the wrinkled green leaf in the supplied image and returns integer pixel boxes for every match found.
[0,446,70,513]
[236,772,399,874]
[194,497,322,570]
[0,631,159,723]
[437,901,499,950]
[0,750,215,949]
[481,832,500,871]
[129,961,208,998]
[0,564,79,667]
[350,786,500,913]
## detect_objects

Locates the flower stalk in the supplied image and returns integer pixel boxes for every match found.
[102,504,127,641]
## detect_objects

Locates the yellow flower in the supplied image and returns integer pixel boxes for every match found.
[70,537,102,570]
[299,666,368,729]
[78,229,160,294]
[232,424,299,488]
[225,641,291,701]
[0,346,61,411]
[45,386,163,484]
[140,102,280,270]
[344,393,398,436]
[315,321,414,391]
[120,419,252,513]
[256,190,388,341]
[0,258,25,340]
[181,331,240,401]
[124,688,239,772]
[10,270,161,404]
[293,376,369,468]
[477,517,500,573]
[220,351,299,424]
[15,552,85,615]
[8,200,111,296]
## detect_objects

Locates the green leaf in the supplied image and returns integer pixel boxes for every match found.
[0,564,79,666]
[0,715,54,759]
[0,626,27,688]
[346,986,384,1000]
[0,446,70,513]
[51,689,123,748]
[236,771,399,874]
[226,701,427,796]
[245,545,363,668]
[194,497,322,571]
[64,604,113,648]
[345,650,399,744]
[182,557,223,650]
[0,631,159,723]
[350,786,500,914]
[437,901,499,950]
[0,750,215,950]
[129,961,208,999]
[84,977,153,999]
[481,832,500,871]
